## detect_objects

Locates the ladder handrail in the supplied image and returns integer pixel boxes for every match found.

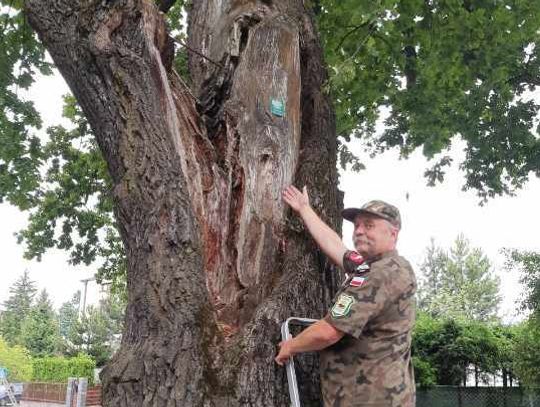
[280,317,317,407]
[0,367,19,406]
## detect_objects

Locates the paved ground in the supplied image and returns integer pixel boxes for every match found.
[20,402,103,407]
[20,402,102,407]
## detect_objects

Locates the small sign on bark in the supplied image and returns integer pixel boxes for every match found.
[270,98,285,117]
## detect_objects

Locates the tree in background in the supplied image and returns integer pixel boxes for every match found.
[504,249,540,387]
[412,312,513,387]
[57,291,81,346]
[412,312,440,388]
[1,281,124,368]
[67,293,125,366]
[418,235,501,321]
[68,309,110,367]
[414,314,471,386]
[512,320,540,387]
[1,0,539,404]
[493,324,518,388]
[20,289,59,357]
[100,291,125,342]
[0,270,37,345]
[504,249,540,318]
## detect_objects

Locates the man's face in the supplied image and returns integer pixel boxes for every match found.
[352,213,398,258]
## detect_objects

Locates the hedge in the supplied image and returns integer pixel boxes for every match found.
[0,337,33,382]
[32,354,96,385]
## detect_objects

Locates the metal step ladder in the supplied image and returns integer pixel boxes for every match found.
[0,367,19,406]
[280,317,317,407]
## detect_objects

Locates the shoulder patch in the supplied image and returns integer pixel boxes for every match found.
[344,251,369,275]
[331,293,355,318]
[347,251,364,264]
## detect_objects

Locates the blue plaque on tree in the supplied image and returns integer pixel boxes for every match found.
[270,98,285,117]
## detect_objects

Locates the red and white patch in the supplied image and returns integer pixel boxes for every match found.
[348,251,364,264]
[350,276,367,287]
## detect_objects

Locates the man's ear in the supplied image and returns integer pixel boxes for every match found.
[390,225,399,240]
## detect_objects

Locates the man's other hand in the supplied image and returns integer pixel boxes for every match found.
[275,339,295,366]
[283,185,310,214]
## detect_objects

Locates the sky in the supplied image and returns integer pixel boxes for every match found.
[1,72,100,311]
[1,70,539,323]
[340,145,540,323]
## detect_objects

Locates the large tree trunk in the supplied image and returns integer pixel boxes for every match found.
[25,0,342,405]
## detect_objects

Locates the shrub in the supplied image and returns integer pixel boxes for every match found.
[32,354,95,385]
[0,337,33,381]
[413,356,437,389]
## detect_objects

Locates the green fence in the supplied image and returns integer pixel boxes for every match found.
[417,386,540,407]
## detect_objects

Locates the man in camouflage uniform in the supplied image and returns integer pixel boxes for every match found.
[275,185,416,407]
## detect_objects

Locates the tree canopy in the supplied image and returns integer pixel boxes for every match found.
[320,0,540,199]
[1,1,539,283]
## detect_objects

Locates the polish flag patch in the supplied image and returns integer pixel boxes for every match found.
[350,276,367,287]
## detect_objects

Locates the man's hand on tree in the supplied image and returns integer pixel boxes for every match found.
[282,185,310,214]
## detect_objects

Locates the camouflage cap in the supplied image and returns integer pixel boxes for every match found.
[342,200,401,229]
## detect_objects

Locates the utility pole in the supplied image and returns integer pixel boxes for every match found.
[79,277,95,318]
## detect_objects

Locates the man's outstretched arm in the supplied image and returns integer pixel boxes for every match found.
[283,185,347,268]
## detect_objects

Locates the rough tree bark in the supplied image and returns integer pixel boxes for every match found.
[25,0,343,405]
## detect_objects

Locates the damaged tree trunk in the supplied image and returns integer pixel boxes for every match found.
[25,0,343,405]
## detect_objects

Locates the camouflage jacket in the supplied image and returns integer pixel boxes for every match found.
[320,250,417,407]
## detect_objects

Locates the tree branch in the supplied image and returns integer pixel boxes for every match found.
[173,37,225,69]
[334,21,375,51]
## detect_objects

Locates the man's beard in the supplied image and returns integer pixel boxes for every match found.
[354,238,372,254]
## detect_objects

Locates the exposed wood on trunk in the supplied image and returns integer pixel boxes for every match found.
[25,0,343,405]
[186,2,343,404]
[191,16,303,333]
